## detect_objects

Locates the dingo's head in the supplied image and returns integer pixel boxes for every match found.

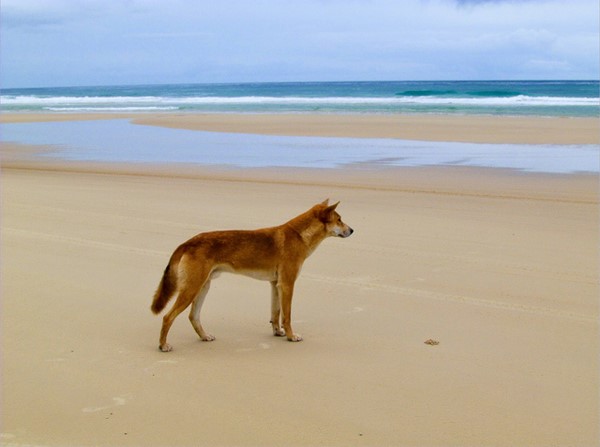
[318,200,354,238]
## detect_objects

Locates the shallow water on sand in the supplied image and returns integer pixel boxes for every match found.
[2,119,598,173]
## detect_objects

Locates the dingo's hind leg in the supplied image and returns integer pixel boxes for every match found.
[159,265,209,352]
[189,280,215,342]
[270,281,285,336]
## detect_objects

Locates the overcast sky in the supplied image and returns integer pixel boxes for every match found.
[1,0,598,88]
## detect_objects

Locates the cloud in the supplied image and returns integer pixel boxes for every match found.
[453,0,545,4]
[1,0,598,87]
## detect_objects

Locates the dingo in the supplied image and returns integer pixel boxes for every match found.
[151,200,353,352]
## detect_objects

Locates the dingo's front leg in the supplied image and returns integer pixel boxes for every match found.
[278,280,302,342]
[189,281,215,342]
[270,281,285,337]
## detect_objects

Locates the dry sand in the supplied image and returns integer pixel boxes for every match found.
[1,113,598,446]
[2,112,599,144]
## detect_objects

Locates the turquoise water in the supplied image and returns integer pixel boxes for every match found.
[2,120,598,174]
[2,80,598,117]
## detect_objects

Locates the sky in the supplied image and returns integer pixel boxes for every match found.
[1,0,598,88]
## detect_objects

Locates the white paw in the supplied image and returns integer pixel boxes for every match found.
[273,328,286,337]
[159,343,173,352]
[288,334,303,342]
[201,334,216,342]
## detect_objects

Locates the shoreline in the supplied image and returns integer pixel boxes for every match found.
[2,111,597,199]
[2,163,598,208]
[1,112,598,144]
[1,142,598,205]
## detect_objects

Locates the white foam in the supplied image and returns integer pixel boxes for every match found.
[1,95,162,104]
[2,94,597,108]
[44,106,179,112]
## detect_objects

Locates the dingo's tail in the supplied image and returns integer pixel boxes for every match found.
[151,264,176,314]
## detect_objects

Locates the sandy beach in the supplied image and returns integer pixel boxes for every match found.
[1,113,598,446]
[2,112,598,144]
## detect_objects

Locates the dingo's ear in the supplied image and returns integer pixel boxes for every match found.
[317,202,340,222]
[326,201,340,213]
[320,201,339,220]
[320,198,330,206]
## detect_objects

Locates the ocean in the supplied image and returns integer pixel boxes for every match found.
[2,80,598,117]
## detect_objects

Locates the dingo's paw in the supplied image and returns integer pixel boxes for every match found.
[159,343,173,352]
[288,334,303,342]
[201,334,216,342]
[273,328,286,337]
